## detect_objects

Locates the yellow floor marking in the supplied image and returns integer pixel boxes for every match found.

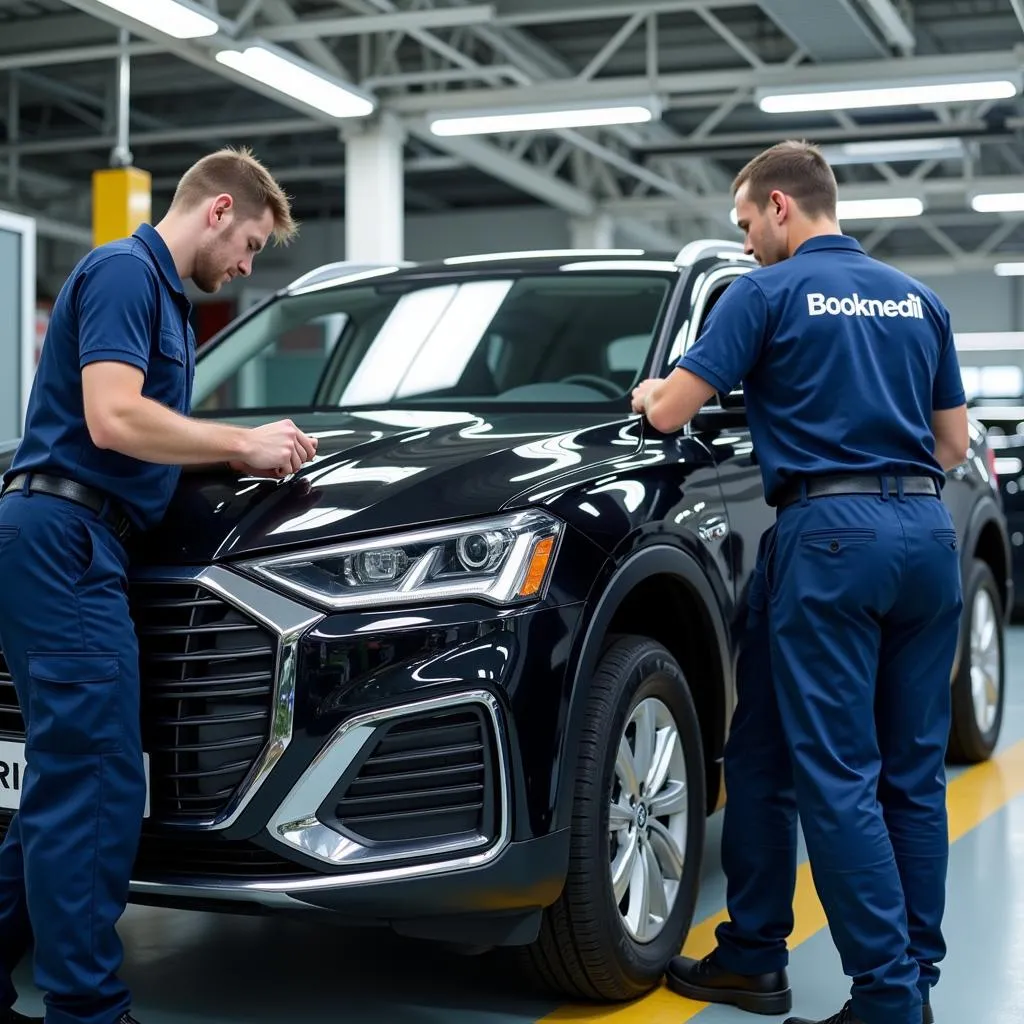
[539,738,1024,1023]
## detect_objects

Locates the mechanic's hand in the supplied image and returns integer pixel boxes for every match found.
[240,420,318,476]
[229,460,287,479]
[631,378,660,414]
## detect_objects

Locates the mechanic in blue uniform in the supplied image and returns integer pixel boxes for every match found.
[631,140,968,1024]
[0,147,317,1024]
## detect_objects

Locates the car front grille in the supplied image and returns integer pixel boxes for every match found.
[0,580,279,825]
[0,666,19,738]
[333,705,500,846]
[133,580,278,824]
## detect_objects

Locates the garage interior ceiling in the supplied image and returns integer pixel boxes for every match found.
[2,0,1024,273]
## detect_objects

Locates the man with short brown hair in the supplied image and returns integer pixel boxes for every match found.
[170,144,297,249]
[731,138,839,222]
[634,139,966,1024]
[0,148,318,1023]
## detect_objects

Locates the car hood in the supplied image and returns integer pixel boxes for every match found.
[0,408,637,564]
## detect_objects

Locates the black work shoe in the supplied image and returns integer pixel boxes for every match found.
[786,999,933,1024]
[785,1002,864,1024]
[666,951,792,1015]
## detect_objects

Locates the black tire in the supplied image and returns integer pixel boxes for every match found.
[520,635,706,1001]
[947,559,1006,764]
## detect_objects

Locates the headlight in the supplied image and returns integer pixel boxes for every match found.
[242,509,563,611]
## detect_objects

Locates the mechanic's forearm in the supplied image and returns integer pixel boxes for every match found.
[89,394,249,465]
[935,440,968,471]
[643,389,683,433]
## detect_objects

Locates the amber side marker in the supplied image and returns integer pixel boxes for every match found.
[519,537,555,597]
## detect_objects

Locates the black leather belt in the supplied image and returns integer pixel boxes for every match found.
[775,473,940,510]
[0,472,132,539]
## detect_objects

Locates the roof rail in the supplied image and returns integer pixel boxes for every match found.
[285,260,415,294]
[674,238,754,268]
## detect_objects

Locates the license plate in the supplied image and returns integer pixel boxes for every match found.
[0,740,150,818]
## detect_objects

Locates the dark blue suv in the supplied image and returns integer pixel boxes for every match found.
[0,241,1011,1002]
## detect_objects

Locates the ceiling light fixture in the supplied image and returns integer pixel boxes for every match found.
[215,44,375,119]
[821,137,966,165]
[972,193,1024,213]
[756,77,1018,113]
[837,197,925,220]
[994,263,1024,276]
[90,0,219,38]
[429,100,659,136]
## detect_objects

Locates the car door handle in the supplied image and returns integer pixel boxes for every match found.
[699,517,729,543]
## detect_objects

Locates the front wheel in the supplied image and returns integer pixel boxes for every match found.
[948,559,1005,764]
[522,635,706,1001]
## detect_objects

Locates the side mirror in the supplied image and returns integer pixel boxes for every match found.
[692,388,747,432]
[692,406,748,431]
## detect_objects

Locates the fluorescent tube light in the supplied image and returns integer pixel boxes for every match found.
[92,0,218,38]
[822,137,965,165]
[429,103,656,136]
[216,45,375,119]
[994,263,1024,276]
[973,193,1024,213]
[757,79,1017,113]
[837,197,924,220]
[955,331,1024,349]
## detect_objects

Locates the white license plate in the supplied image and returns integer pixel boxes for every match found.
[0,740,150,818]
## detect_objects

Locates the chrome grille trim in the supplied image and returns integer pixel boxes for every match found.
[131,564,323,831]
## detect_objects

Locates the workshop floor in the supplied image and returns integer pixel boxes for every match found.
[11,632,1024,1024]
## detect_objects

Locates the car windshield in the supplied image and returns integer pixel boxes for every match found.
[191,269,675,413]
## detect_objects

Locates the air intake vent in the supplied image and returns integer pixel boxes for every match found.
[132,827,310,881]
[0,812,309,882]
[333,706,498,846]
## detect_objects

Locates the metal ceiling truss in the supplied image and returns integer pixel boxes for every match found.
[2,0,1024,264]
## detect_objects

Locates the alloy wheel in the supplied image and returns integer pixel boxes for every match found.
[970,586,1001,735]
[609,697,689,944]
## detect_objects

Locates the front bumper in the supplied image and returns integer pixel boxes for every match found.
[115,557,587,931]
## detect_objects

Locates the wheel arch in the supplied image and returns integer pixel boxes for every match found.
[554,545,733,831]
[952,498,1013,680]
[969,507,1012,619]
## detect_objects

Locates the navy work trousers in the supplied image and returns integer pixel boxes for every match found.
[0,489,145,1024]
[714,487,962,1024]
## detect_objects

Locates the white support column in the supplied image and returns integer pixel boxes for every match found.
[569,212,615,249]
[343,114,405,263]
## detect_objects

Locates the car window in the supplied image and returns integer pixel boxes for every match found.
[607,334,651,373]
[196,312,347,412]
[192,271,675,411]
[665,270,749,392]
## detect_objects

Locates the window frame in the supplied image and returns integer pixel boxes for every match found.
[660,265,753,433]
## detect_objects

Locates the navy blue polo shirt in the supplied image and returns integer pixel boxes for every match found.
[678,234,966,506]
[6,223,195,530]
